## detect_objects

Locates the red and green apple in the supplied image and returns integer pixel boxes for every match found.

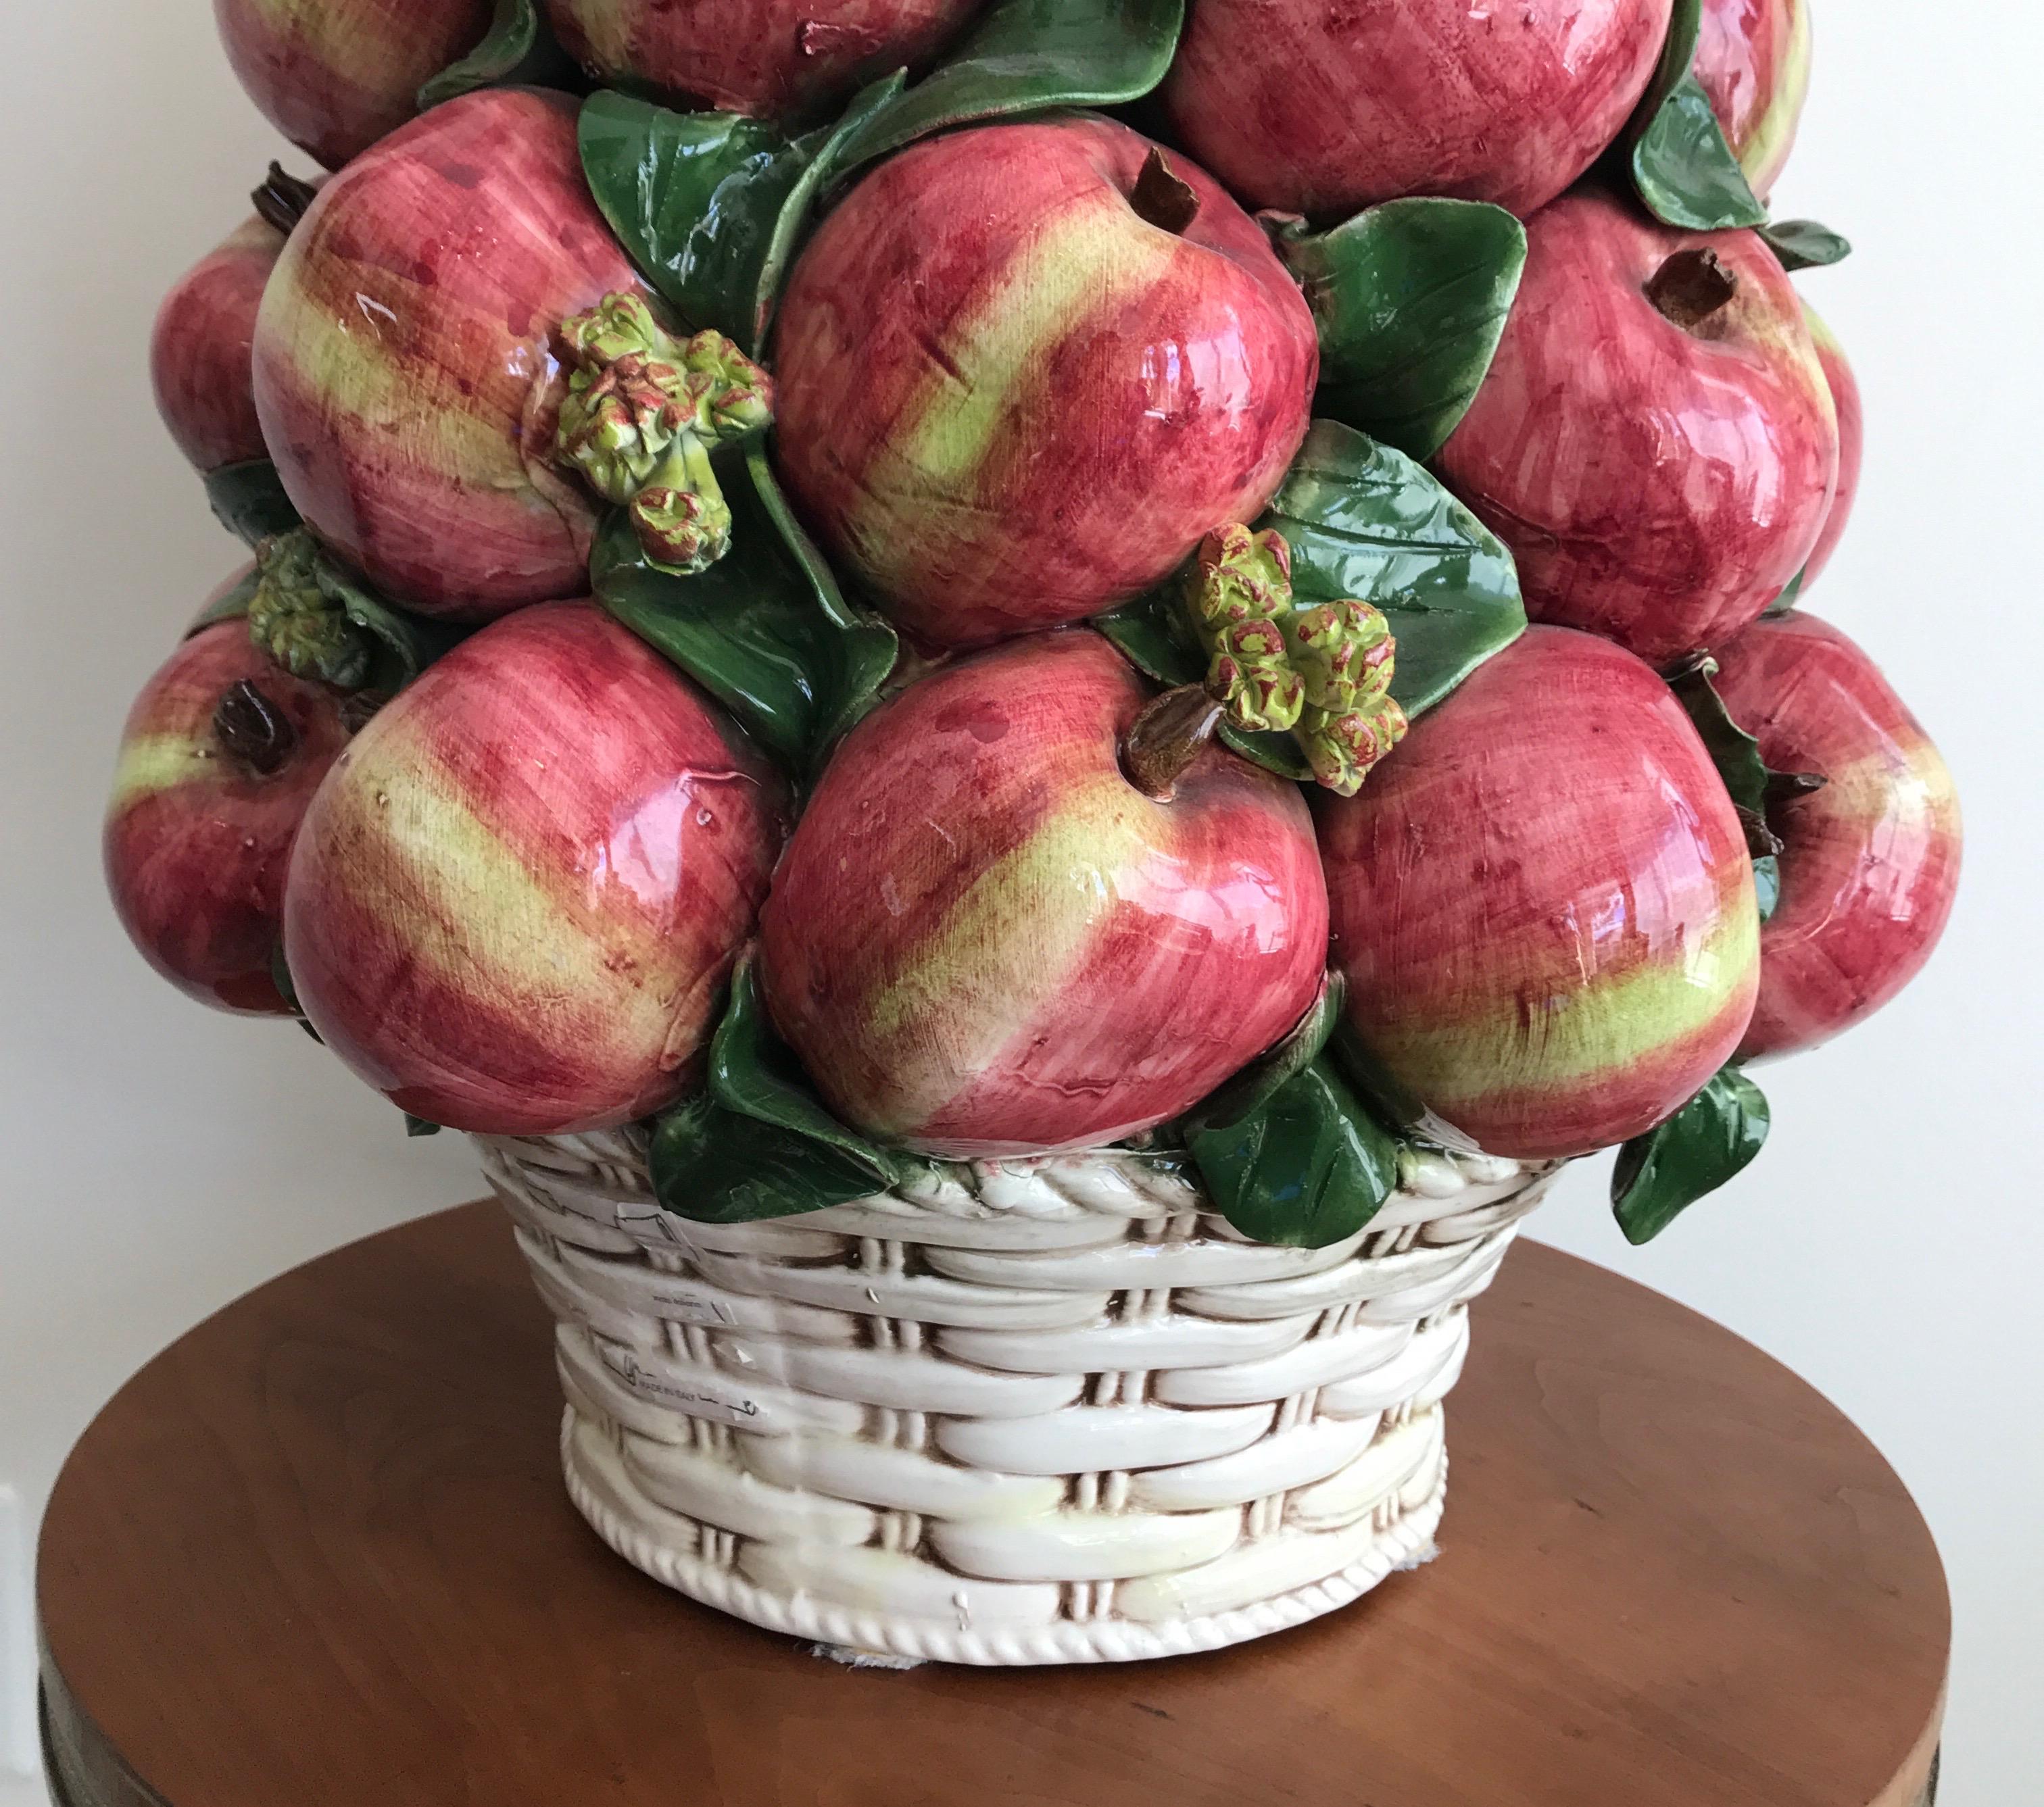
[1436,189,1838,666]
[251,89,643,619]
[282,602,787,1134]
[213,0,493,170]
[1711,610,1960,1061]
[1318,625,1759,1160]
[771,116,1317,649]
[1161,0,1673,221]
[105,603,354,1014]
[1693,0,1811,201]
[758,631,1330,1158]
[1799,302,1862,589]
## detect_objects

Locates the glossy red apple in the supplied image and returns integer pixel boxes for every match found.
[252,89,643,620]
[214,0,492,170]
[1436,189,1838,666]
[771,117,1317,649]
[758,632,1329,1158]
[1693,0,1811,201]
[543,0,981,116]
[105,605,354,1014]
[150,214,283,474]
[283,602,787,1134]
[1319,626,1759,1161]
[1710,610,1960,1062]
[1799,303,1862,589]
[1160,0,1672,221]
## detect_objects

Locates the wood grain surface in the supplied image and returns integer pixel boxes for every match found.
[37,1204,1948,1807]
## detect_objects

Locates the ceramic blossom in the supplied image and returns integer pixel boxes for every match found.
[110,0,1956,1664]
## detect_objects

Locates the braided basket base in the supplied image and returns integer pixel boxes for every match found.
[481,1131,1557,1666]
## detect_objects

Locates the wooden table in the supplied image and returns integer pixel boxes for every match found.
[36,1203,1947,1807]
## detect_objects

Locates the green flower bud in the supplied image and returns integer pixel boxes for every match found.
[1286,600,1396,713]
[246,530,374,691]
[555,292,775,576]
[1298,696,1411,798]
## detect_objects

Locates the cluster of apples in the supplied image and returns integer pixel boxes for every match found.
[110,0,1960,1190]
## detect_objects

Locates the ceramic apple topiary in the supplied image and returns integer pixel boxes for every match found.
[112,0,1962,1662]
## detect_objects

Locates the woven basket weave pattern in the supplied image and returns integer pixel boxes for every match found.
[480,1131,1556,1665]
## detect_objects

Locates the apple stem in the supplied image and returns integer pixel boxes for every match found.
[1646,247,1739,332]
[213,679,299,776]
[1129,148,1201,235]
[1766,768,1828,805]
[1736,805,1784,860]
[1122,684,1224,800]
[251,162,320,236]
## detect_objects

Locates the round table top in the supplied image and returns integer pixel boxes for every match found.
[38,1202,1947,1807]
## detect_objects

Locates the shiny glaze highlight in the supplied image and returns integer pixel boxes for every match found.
[214,0,493,170]
[545,0,981,117]
[771,117,1318,648]
[1318,626,1759,1160]
[1162,0,1672,221]
[1436,189,1838,667]
[284,603,787,1133]
[1693,0,1811,200]
[759,632,1329,1158]
[251,90,641,619]
[105,612,353,1014]
[151,216,283,474]
[1711,611,1960,1062]
[1800,303,1861,589]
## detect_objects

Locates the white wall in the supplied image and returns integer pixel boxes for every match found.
[1,3,2036,1801]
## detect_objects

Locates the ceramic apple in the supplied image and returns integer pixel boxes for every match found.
[1710,611,1960,1062]
[1436,189,1838,667]
[543,0,981,116]
[214,0,493,170]
[1319,626,1759,1161]
[1693,0,1811,201]
[283,602,787,1134]
[1160,0,1671,222]
[1799,303,1862,589]
[105,605,355,1014]
[252,89,643,620]
[758,632,1329,1158]
[771,116,1317,649]
[151,214,285,474]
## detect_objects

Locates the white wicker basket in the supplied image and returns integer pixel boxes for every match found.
[478,1130,1558,1665]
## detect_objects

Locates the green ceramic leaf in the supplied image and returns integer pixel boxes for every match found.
[1667,657,1770,821]
[710,954,902,1186]
[751,71,908,351]
[1090,590,1313,782]
[650,1091,893,1224]
[187,566,262,637]
[831,0,1186,174]
[312,555,470,693]
[203,460,301,547]
[591,456,898,768]
[1611,1066,1770,1245]
[1766,568,1805,616]
[1189,1056,1399,1249]
[1759,219,1853,272]
[578,95,804,348]
[1275,200,1527,462]
[1753,853,1782,923]
[1633,73,1768,232]
[416,0,573,110]
[1182,974,1343,1138]
[1259,420,1526,717]
[404,1114,443,1137]
[747,450,900,755]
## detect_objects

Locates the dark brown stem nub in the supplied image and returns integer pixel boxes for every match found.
[1122,683,1224,801]
[338,691,389,737]
[1646,247,1740,332]
[1735,804,1784,861]
[1129,148,1201,236]
[1765,768,1828,805]
[214,680,298,776]
[251,162,320,236]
